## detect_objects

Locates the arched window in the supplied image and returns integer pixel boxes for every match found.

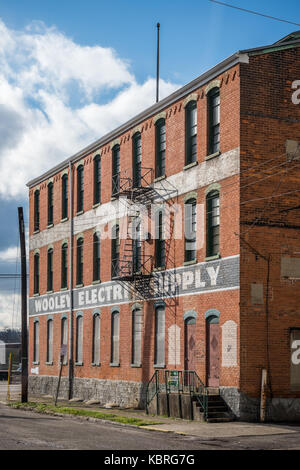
[154,305,165,367]
[76,314,83,364]
[111,225,120,278]
[92,312,100,365]
[206,190,220,257]
[93,155,101,205]
[77,164,84,213]
[112,145,120,196]
[185,101,197,165]
[34,189,40,232]
[93,233,100,282]
[155,210,165,268]
[61,316,68,364]
[111,310,120,365]
[132,132,142,188]
[47,182,53,226]
[155,118,166,178]
[208,87,220,155]
[47,248,53,292]
[46,318,53,363]
[61,174,68,220]
[132,308,142,366]
[76,237,84,286]
[33,320,39,363]
[184,198,197,262]
[34,252,39,295]
[61,243,68,289]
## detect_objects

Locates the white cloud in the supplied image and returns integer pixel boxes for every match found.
[0,293,21,330]
[0,246,18,262]
[0,19,181,199]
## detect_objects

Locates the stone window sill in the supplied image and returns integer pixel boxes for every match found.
[92,280,101,285]
[184,161,198,171]
[75,362,83,366]
[205,253,221,261]
[153,266,165,272]
[154,175,166,183]
[33,230,40,235]
[110,363,120,367]
[61,217,69,223]
[33,293,40,297]
[205,151,221,161]
[154,364,165,369]
[45,361,53,366]
[93,203,100,209]
[76,210,84,216]
[184,259,197,266]
[60,287,68,291]
[32,361,39,365]
[92,362,101,367]
[131,363,142,368]
[47,223,54,229]
[46,290,54,294]
[76,284,84,288]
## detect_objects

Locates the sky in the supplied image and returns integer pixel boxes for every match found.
[0,0,300,330]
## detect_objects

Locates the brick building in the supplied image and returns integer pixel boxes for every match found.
[27,31,300,421]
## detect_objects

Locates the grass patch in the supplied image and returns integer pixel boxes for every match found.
[8,401,162,427]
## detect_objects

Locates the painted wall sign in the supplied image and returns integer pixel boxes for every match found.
[291,329,300,391]
[29,255,239,316]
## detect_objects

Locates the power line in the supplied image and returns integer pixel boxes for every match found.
[209,0,300,27]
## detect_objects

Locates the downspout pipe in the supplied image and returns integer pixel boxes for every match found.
[68,160,74,399]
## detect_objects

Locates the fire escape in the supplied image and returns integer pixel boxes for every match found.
[111,167,178,301]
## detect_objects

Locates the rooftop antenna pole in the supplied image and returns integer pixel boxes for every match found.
[156,22,160,103]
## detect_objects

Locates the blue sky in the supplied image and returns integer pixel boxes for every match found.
[0,0,300,329]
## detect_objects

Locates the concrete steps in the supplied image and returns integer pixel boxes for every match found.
[193,390,234,423]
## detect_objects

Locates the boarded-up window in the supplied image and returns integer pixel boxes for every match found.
[61,317,68,364]
[132,309,142,365]
[251,283,264,305]
[46,319,53,363]
[281,257,300,278]
[155,306,165,366]
[111,311,120,364]
[92,313,100,364]
[76,315,83,363]
[291,329,300,391]
[33,321,39,363]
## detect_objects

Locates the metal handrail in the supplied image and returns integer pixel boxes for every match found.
[145,369,208,420]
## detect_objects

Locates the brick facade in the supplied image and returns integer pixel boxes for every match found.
[27,32,300,421]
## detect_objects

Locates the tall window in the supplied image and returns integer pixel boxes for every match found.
[33,320,39,363]
[47,182,53,226]
[208,88,220,155]
[155,210,165,268]
[93,233,100,281]
[111,225,120,278]
[61,243,68,289]
[185,101,197,165]
[111,310,120,365]
[206,190,220,257]
[76,237,84,285]
[47,248,53,291]
[132,132,142,188]
[112,145,120,196]
[132,218,141,273]
[92,313,100,365]
[155,119,166,178]
[34,189,40,231]
[184,198,197,262]
[132,309,142,366]
[154,305,165,366]
[34,252,39,294]
[76,314,83,363]
[61,174,68,220]
[46,319,53,363]
[77,164,84,213]
[61,317,68,364]
[93,155,101,205]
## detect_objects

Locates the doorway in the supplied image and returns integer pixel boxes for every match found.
[206,315,220,387]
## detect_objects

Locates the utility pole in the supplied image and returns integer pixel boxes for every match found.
[156,22,160,103]
[18,207,28,402]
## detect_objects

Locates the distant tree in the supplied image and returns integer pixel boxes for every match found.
[0,329,21,343]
